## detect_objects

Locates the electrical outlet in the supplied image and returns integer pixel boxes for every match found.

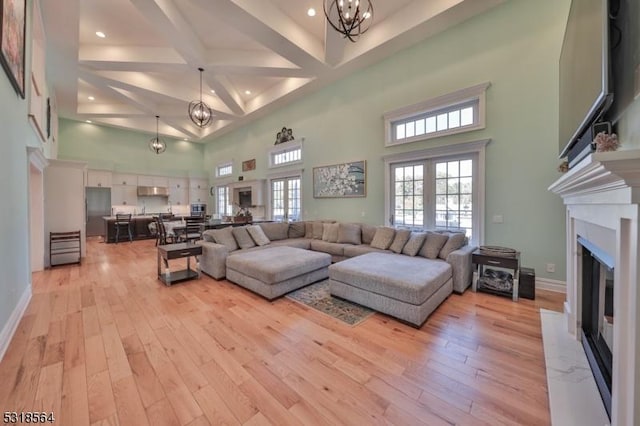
[546,263,556,273]
[492,214,503,224]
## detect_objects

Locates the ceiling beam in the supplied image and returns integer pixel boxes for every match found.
[203,73,245,116]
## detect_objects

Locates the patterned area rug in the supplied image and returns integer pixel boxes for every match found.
[286,280,375,326]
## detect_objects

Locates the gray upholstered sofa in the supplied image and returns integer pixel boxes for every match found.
[196,221,476,325]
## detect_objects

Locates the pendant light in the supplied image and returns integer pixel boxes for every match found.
[149,115,167,154]
[324,0,373,42]
[188,67,213,128]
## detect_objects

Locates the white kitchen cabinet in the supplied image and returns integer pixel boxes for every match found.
[169,188,188,206]
[189,188,209,204]
[138,175,169,187]
[111,185,138,206]
[86,170,112,188]
[112,173,138,186]
[189,178,208,190]
[169,177,188,190]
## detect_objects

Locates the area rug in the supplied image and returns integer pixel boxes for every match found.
[286,280,374,326]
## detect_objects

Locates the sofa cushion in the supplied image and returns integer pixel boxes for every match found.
[389,229,411,253]
[322,223,339,243]
[439,232,467,259]
[419,232,449,259]
[259,222,289,241]
[304,222,314,239]
[312,222,324,239]
[232,226,256,249]
[210,227,239,251]
[288,222,306,239]
[361,224,377,245]
[329,253,452,305]
[310,240,349,256]
[343,245,390,257]
[370,227,396,250]
[268,238,311,250]
[337,223,362,245]
[402,232,427,256]
[202,229,216,243]
[246,225,270,246]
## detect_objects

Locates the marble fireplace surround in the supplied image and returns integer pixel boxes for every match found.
[549,149,640,426]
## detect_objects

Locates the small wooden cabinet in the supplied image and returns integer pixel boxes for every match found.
[472,250,520,301]
[50,231,81,266]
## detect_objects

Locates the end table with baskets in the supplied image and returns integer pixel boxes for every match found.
[472,246,520,301]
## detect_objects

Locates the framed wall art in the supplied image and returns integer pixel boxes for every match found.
[0,0,26,98]
[242,158,256,172]
[313,160,366,198]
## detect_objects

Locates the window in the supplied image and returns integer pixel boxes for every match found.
[384,82,490,146]
[216,185,232,216]
[271,176,301,221]
[216,162,232,177]
[269,141,302,168]
[385,139,488,245]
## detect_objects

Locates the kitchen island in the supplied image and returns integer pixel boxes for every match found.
[102,215,157,243]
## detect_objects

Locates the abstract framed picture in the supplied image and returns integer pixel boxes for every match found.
[242,158,256,172]
[0,0,25,98]
[313,160,366,198]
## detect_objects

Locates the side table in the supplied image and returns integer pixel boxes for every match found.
[157,242,202,286]
[472,250,520,301]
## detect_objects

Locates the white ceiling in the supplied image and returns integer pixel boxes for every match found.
[41,0,508,142]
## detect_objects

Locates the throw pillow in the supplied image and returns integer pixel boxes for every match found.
[439,232,466,259]
[361,224,377,245]
[389,229,411,253]
[259,222,289,241]
[304,222,315,239]
[247,225,270,246]
[312,222,324,239]
[232,226,256,249]
[210,227,239,252]
[202,230,216,243]
[370,227,396,250]
[322,223,339,243]
[337,223,362,245]
[402,232,427,256]
[288,222,306,239]
[419,232,448,259]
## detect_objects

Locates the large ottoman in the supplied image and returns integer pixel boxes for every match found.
[226,246,331,300]
[329,252,453,327]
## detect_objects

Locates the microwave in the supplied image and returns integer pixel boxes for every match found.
[190,203,206,216]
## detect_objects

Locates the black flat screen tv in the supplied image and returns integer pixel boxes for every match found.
[559,0,612,158]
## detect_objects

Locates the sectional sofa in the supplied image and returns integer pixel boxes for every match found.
[197,221,476,326]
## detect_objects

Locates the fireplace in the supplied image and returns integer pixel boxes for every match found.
[579,237,614,417]
[549,149,640,425]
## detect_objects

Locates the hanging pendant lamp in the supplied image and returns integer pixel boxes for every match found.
[188,67,213,128]
[149,115,167,154]
[324,0,373,42]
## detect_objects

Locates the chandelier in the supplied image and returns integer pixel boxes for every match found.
[324,0,373,42]
[149,116,167,154]
[188,67,213,128]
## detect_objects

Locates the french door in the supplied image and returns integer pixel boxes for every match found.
[271,176,301,222]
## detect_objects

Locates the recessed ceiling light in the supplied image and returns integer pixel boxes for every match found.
[307,8,316,17]
[210,89,215,94]
[95,31,106,38]
[244,90,251,95]
[183,138,188,141]
[363,11,371,19]
[85,120,92,123]
[88,96,95,101]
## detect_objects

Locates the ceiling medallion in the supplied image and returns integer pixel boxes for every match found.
[149,115,167,154]
[188,67,213,128]
[324,0,373,42]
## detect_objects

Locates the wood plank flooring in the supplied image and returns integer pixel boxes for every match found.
[0,238,564,425]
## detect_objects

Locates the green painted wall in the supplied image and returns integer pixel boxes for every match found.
[203,0,571,281]
[58,119,207,178]
[0,0,42,345]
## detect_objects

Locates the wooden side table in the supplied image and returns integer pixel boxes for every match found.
[472,250,520,301]
[157,242,202,286]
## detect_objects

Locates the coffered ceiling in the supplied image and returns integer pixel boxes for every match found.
[41,0,507,142]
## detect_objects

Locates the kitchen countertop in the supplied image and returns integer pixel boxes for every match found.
[102,215,186,220]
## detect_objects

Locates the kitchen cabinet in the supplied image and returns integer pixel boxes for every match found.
[112,173,138,186]
[138,175,169,187]
[169,177,188,190]
[111,184,138,206]
[189,178,208,190]
[169,188,188,206]
[87,170,112,188]
[189,188,209,204]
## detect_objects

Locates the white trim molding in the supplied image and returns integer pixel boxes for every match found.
[27,146,48,171]
[268,140,303,169]
[0,285,32,362]
[536,277,567,293]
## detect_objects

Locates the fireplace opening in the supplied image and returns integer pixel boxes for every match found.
[579,237,613,419]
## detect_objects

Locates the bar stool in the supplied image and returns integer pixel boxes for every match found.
[114,214,133,243]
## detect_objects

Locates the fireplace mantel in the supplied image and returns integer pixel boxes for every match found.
[549,149,640,426]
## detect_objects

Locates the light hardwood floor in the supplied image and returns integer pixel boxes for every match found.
[0,238,564,426]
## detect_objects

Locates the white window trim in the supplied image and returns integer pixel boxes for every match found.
[267,168,303,221]
[383,82,490,147]
[383,138,490,246]
[215,160,233,178]
[268,140,303,169]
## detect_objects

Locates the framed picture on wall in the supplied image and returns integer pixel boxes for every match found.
[313,160,366,198]
[242,159,256,172]
[0,0,26,98]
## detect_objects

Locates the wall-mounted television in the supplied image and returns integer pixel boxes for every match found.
[559,0,612,158]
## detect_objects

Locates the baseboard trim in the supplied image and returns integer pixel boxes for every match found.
[536,277,566,293]
[0,285,32,362]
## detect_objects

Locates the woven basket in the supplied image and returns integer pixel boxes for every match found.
[479,245,517,258]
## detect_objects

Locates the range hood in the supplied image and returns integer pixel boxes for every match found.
[137,186,169,197]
